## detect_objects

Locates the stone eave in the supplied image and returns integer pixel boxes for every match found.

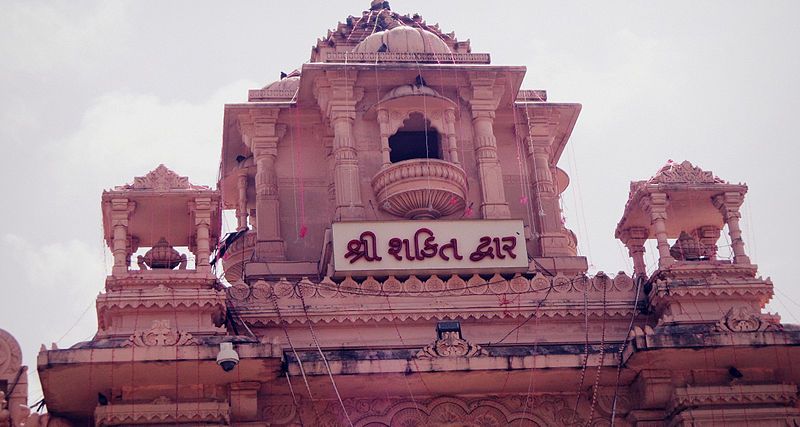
[37,340,276,418]
[297,62,528,109]
[512,101,582,166]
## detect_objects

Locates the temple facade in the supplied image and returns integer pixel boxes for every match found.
[3,1,799,426]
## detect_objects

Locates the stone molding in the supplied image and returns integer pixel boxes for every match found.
[416,331,488,358]
[123,320,199,347]
[96,286,226,331]
[248,88,298,101]
[94,400,229,426]
[323,51,490,64]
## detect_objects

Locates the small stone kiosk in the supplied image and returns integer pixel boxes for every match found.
[27,2,800,426]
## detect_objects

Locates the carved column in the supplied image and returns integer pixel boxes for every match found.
[521,111,575,256]
[190,197,214,273]
[315,71,365,220]
[110,198,135,275]
[444,108,460,164]
[463,72,510,219]
[640,193,674,269]
[714,192,751,265]
[236,172,248,231]
[377,109,392,168]
[245,110,286,260]
[620,227,649,277]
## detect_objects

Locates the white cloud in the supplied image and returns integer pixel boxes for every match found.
[47,79,257,199]
[0,1,130,73]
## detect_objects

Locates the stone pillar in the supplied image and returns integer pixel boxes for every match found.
[236,172,249,231]
[315,71,365,220]
[110,198,135,275]
[620,227,649,277]
[247,110,286,260]
[714,192,751,265]
[190,197,214,273]
[521,112,575,256]
[377,109,392,168]
[444,108,460,164]
[640,193,674,269]
[471,109,510,218]
[463,72,510,219]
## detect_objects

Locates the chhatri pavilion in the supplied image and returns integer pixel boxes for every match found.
[2,1,799,426]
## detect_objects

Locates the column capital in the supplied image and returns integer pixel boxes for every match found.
[713,192,745,219]
[619,226,649,247]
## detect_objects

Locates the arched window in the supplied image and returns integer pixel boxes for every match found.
[389,112,441,163]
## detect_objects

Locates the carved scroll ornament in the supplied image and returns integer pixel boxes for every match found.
[714,306,782,333]
[416,331,488,358]
[124,320,198,347]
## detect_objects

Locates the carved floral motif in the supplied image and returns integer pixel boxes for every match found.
[714,306,782,333]
[124,320,199,347]
[416,331,488,358]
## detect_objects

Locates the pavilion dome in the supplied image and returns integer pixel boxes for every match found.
[261,69,301,91]
[353,25,451,54]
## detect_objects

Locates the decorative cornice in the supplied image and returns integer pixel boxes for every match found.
[668,384,798,416]
[96,286,226,330]
[416,331,487,358]
[94,400,229,426]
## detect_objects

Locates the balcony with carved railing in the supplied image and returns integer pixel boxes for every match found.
[372,158,467,220]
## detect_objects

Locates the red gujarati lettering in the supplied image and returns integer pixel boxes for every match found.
[387,228,463,261]
[344,231,383,264]
[470,236,517,262]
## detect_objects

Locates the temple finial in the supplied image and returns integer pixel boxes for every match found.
[370,0,390,11]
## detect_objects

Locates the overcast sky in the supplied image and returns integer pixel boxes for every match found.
[2,0,799,404]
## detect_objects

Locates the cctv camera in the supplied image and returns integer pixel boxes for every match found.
[216,342,239,372]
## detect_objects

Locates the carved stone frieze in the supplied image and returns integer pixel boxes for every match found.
[270,394,593,427]
[714,306,783,333]
[230,272,639,325]
[416,331,488,358]
[123,320,199,347]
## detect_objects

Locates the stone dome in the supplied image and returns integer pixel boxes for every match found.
[261,69,301,91]
[380,84,441,102]
[353,25,451,54]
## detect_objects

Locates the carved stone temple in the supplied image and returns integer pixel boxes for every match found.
[3,2,799,426]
